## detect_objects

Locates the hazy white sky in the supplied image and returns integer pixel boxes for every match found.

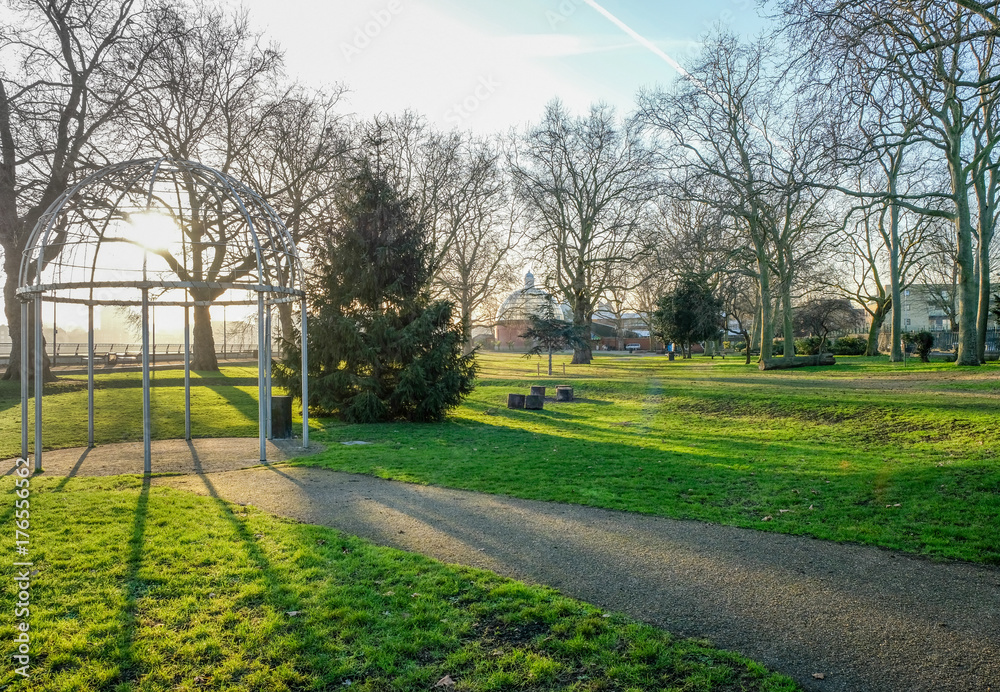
[242,0,770,133]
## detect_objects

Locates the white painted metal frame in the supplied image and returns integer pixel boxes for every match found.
[16,157,309,474]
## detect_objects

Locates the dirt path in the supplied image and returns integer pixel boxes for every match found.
[1,437,324,477]
[155,465,999,692]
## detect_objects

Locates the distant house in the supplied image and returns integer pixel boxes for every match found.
[882,283,997,332]
[591,305,662,351]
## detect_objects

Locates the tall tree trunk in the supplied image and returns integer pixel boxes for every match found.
[953,182,981,366]
[757,249,773,361]
[570,282,592,364]
[976,241,991,362]
[888,197,904,362]
[548,347,553,376]
[776,248,795,358]
[191,303,219,371]
[1,252,54,381]
[866,300,889,356]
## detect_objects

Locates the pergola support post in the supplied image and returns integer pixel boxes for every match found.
[33,296,42,471]
[88,304,95,447]
[184,304,191,441]
[20,301,28,462]
[141,288,151,474]
[265,305,272,441]
[257,293,267,463]
[301,298,309,449]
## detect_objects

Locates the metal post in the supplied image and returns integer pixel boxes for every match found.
[301,298,309,449]
[184,304,191,441]
[257,293,266,462]
[141,289,151,474]
[33,297,42,472]
[88,305,94,447]
[265,306,272,441]
[20,301,28,462]
[223,305,227,360]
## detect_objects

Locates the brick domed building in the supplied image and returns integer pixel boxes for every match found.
[494,271,572,350]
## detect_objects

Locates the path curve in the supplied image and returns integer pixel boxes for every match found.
[153,466,999,692]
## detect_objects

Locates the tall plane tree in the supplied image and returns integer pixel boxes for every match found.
[122,2,284,369]
[639,34,834,360]
[511,100,658,364]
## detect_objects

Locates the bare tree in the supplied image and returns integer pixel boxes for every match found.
[0,0,169,380]
[793,297,863,353]
[238,86,349,345]
[511,100,659,364]
[433,134,522,353]
[120,2,285,369]
[779,1,1000,365]
[639,33,836,361]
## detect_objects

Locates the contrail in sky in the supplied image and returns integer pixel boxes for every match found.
[579,0,695,81]
[579,0,729,110]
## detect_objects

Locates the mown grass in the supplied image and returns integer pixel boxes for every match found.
[2,354,999,564]
[0,365,306,455]
[0,476,798,691]
[299,353,1000,565]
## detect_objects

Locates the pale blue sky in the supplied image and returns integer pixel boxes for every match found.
[245,0,771,132]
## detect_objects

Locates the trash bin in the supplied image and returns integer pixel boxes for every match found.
[668,352,675,361]
[271,396,293,439]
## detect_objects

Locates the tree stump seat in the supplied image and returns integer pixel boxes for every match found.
[507,393,526,409]
[525,394,544,410]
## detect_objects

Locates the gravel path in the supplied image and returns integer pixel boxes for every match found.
[1,438,324,477]
[153,466,999,692]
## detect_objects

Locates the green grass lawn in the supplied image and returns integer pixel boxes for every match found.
[3,353,999,566]
[0,366,308,454]
[0,476,797,691]
[298,353,1000,565]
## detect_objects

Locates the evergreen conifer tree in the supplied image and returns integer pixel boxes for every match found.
[280,160,477,422]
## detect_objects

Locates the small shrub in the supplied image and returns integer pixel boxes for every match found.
[832,335,868,356]
[795,336,827,355]
[902,331,934,362]
[733,341,747,353]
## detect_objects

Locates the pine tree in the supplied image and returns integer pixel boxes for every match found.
[519,305,588,375]
[652,278,723,358]
[280,161,477,422]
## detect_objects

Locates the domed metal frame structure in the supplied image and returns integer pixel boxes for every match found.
[495,271,573,323]
[16,157,309,473]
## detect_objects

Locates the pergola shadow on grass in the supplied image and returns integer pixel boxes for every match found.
[16,157,309,473]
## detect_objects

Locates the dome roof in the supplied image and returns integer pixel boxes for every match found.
[496,271,573,322]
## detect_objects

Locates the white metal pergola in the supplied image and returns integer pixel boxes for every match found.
[16,157,309,473]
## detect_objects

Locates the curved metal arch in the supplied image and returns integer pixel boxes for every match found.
[17,157,310,474]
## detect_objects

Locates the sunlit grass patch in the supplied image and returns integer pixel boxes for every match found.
[0,477,798,691]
